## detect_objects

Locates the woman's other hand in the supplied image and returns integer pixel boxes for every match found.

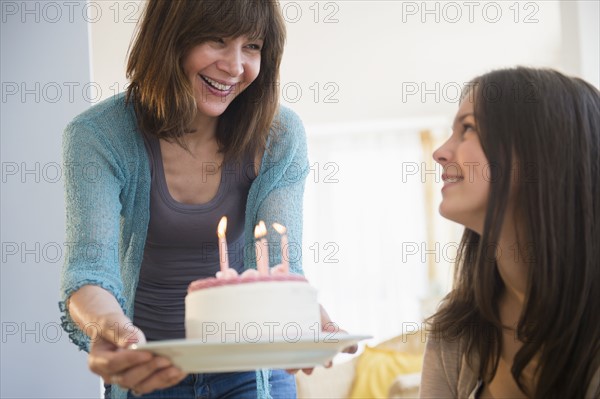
[286,305,358,375]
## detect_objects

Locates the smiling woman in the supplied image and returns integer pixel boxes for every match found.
[181,35,263,120]
[126,0,284,162]
[57,1,346,399]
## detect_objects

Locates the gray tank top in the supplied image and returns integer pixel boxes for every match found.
[134,134,256,341]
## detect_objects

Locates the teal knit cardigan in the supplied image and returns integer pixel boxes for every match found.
[59,93,309,399]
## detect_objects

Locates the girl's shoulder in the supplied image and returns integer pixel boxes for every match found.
[588,366,600,398]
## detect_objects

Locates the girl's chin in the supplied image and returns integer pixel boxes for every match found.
[438,206,483,234]
[438,203,457,222]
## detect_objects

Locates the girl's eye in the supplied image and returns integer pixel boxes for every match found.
[209,37,225,44]
[463,123,476,134]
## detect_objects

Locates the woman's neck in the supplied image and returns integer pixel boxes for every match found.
[188,112,218,139]
[180,113,219,153]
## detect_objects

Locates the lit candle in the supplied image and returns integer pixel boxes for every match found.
[217,216,229,273]
[254,220,269,275]
[272,223,289,274]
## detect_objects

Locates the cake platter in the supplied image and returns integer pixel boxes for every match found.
[131,334,371,373]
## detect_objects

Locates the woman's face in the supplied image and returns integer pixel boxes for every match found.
[433,96,490,233]
[182,35,263,120]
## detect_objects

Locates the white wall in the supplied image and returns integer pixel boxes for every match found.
[577,0,600,88]
[90,1,587,119]
[1,0,99,397]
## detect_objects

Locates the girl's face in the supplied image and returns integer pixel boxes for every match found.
[182,35,263,120]
[433,96,490,233]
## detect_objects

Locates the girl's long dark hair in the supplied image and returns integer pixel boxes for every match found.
[428,67,600,398]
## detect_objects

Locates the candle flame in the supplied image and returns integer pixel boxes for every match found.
[217,216,227,238]
[254,220,267,239]
[272,222,287,234]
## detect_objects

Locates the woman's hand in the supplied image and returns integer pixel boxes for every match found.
[319,305,358,358]
[286,305,358,376]
[68,286,187,395]
[88,316,187,395]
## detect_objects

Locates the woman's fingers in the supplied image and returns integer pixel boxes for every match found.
[321,322,358,354]
[89,347,154,382]
[87,332,152,379]
[342,342,359,354]
[93,348,187,394]
[285,367,314,375]
[109,356,171,389]
[127,365,188,395]
[99,318,146,349]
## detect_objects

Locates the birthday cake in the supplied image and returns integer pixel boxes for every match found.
[185,271,320,343]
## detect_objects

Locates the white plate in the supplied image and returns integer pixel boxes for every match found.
[131,334,370,373]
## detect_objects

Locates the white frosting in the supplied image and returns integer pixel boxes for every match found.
[185,280,320,343]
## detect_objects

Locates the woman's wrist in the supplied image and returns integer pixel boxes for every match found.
[69,285,129,339]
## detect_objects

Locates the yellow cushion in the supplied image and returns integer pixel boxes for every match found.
[349,346,423,399]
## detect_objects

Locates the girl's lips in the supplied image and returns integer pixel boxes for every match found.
[441,174,464,191]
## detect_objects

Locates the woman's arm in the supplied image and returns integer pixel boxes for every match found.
[68,285,186,395]
[247,106,309,273]
[68,285,139,347]
[61,115,186,395]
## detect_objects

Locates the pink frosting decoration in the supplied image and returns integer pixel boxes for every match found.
[188,272,307,292]
[269,264,289,276]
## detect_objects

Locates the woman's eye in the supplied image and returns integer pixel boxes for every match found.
[247,43,262,51]
[209,37,225,44]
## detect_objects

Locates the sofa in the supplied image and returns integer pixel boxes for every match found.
[296,331,426,398]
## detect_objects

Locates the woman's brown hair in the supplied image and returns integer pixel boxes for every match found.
[427,67,600,398]
[126,0,286,161]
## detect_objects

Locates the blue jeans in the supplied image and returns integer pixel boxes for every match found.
[104,370,296,399]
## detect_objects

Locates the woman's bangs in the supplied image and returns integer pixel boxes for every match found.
[199,1,270,41]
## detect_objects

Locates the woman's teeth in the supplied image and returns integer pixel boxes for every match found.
[201,75,233,91]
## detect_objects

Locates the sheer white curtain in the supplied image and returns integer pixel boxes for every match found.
[302,119,461,344]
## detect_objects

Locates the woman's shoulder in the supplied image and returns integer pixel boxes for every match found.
[256,105,309,183]
[70,92,131,124]
[64,92,141,148]
[66,93,137,138]
[63,93,147,171]
[269,105,306,152]
[275,105,303,127]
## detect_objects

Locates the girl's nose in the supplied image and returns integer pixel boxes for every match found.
[433,140,452,165]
